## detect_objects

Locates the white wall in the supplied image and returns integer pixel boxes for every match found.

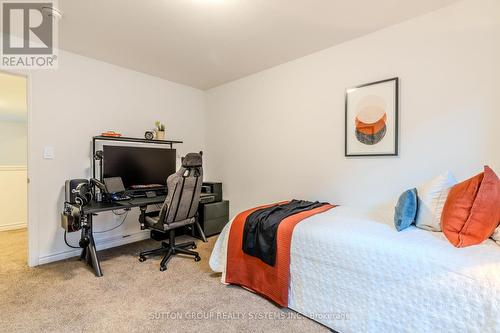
[0,121,27,165]
[0,71,27,166]
[205,0,500,217]
[24,50,205,264]
[0,167,27,231]
[0,73,27,231]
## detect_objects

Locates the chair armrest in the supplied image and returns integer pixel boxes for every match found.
[139,206,162,230]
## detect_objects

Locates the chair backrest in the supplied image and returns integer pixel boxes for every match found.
[158,153,203,226]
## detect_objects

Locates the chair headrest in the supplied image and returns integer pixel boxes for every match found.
[182,153,202,167]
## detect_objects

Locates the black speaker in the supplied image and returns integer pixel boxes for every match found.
[65,179,91,205]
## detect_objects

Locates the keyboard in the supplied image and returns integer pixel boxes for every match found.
[110,193,132,201]
[129,192,146,198]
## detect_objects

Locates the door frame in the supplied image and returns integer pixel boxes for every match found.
[0,69,38,267]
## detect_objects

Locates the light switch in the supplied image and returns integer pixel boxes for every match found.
[43,146,55,159]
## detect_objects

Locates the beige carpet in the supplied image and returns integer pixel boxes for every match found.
[0,229,328,333]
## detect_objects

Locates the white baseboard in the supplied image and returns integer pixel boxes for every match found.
[38,230,150,265]
[0,222,27,232]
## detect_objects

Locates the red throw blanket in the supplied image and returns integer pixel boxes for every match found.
[225,202,335,307]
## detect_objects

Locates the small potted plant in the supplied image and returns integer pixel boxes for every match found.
[155,121,165,140]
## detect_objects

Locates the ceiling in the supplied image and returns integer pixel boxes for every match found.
[0,72,27,122]
[54,0,459,89]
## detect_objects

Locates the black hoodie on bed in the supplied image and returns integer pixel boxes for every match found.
[242,200,328,266]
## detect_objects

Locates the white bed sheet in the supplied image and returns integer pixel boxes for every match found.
[209,206,500,333]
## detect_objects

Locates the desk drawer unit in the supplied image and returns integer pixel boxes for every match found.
[197,200,229,237]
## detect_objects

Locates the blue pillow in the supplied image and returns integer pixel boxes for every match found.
[394,188,418,231]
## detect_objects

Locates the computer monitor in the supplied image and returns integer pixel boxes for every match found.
[102,145,176,190]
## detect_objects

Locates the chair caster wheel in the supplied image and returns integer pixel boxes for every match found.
[194,256,201,262]
[160,266,167,272]
[139,256,146,262]
[191,245,197,250]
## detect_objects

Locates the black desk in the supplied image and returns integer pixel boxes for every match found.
[74,194,210,277]
[75,196,166,277]
[82,196,166,214]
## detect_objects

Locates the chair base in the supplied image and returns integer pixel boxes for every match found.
[139,231,200,271]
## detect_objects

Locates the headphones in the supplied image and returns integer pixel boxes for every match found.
[74,182,93,206]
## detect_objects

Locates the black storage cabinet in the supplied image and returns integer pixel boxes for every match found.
[196,200,229,238]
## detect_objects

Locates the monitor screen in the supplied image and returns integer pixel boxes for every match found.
[103,145,176,190]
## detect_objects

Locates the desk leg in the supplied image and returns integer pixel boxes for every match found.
[87,235,102,277]
[80,246,87,260]
[84,214,103,277]
[194,220,208,243]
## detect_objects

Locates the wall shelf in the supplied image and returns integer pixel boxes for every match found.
[92,135,183,147]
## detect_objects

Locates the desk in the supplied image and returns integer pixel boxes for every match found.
[74,195,207,277]
[82,196,166,214]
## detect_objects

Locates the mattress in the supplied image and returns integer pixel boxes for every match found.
[210,206,500,333]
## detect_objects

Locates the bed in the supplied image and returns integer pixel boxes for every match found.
[210,206,500,333]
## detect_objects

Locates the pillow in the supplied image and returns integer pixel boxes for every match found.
[415,171,457,231]
[394,188,418,231]
[492,226,500,246]
[441,166,500,248]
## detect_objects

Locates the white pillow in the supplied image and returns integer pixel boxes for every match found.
[415,171,457,232]
[492,226,500,246]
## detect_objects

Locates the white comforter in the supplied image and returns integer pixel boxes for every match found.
[209,206,500,333]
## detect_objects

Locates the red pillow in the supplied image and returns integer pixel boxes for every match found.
[441,166,500,247]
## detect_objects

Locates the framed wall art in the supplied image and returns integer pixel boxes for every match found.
[345,77,399,156]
